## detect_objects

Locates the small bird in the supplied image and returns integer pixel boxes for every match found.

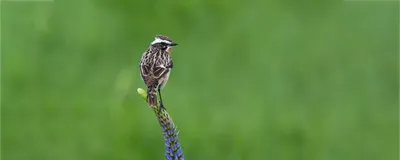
[139,35,178,110]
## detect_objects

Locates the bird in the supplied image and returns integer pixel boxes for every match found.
[139,35,178,110]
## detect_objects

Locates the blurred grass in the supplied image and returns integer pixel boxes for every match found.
[1,0,398,160]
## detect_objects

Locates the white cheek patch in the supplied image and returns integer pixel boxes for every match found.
[151,38,171,45]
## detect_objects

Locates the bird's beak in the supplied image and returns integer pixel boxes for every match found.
[169,42,178,46]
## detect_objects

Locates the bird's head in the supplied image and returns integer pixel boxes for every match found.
[151,35,178,53]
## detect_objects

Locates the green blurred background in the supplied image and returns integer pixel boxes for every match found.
[1,0,398,159]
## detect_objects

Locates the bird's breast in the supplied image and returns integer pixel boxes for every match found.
[158,71,171,89]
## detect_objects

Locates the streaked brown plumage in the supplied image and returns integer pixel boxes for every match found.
[139,35,178,109]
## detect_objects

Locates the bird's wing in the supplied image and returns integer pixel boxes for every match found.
[152,54,172,79]
[153,65,169,79]
[140,63,151,77]
[140,64,157,87]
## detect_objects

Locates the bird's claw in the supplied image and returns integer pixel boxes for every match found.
[158,101,166,113]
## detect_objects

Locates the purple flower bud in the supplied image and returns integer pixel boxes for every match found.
[154,106,184,160]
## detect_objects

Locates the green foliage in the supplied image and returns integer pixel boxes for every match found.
[137,88,147,101]
[2,0,398,160]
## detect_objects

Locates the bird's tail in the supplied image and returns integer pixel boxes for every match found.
[147,86,158,107]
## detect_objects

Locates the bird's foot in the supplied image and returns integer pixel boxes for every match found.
[158,102,166,113]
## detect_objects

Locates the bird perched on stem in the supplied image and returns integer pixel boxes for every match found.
[139,35,178,111]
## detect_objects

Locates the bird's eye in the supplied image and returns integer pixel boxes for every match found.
[159,43,167,49]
